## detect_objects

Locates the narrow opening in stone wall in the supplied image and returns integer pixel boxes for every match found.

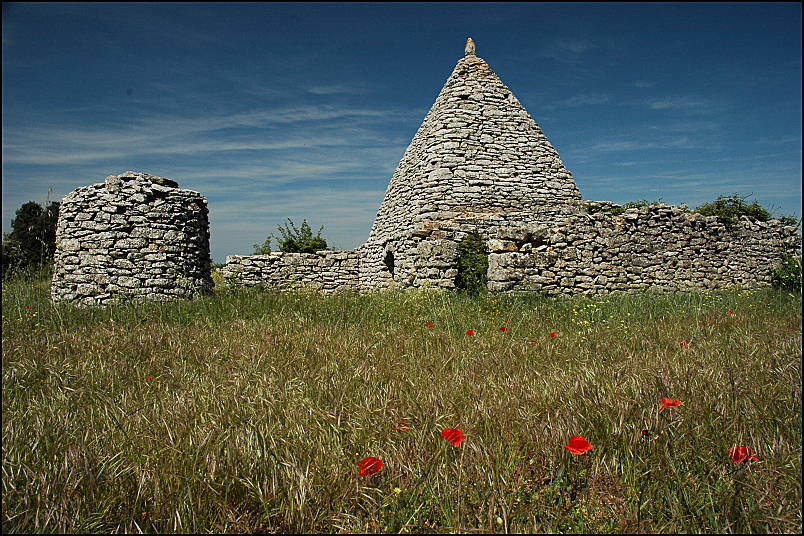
[384,250,395,276]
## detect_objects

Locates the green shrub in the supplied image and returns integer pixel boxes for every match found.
[253,219,328,254]
[277,219,328,253]
[455,231,488,295]
[210,268,228,290]
[251,236,273,255]
[606,198,664,216]
[771,255,802,292]
[693,194,771,227]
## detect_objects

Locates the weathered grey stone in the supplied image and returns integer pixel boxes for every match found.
[51,172,213,306]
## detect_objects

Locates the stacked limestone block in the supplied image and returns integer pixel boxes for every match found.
[361,42,582,290]
[405,203,801,295]
[51,171,213,305]
[221,250,361,294]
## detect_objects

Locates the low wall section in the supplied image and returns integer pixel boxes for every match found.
[220,203,801,296]
[406,202,801,295]
[221,250,361,293]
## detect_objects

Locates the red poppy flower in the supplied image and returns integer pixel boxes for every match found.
[728,446,759,463]
[25,305,33,309]
[678,340,689,348]
[466,329,474,336]
[426,322,434,327]
[392,418,409,431]
[727,310,735,316]
[564,435,593,455]
[499,326,509,333]
[145,376,154,382]
[660,397,682,412]
[641,429,651,438]
[441,428,465,447]
[549,332,557,338]
[530,340,537,345]
[357,456,383,476]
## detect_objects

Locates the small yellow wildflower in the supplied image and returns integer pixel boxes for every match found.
[393,487,402,495]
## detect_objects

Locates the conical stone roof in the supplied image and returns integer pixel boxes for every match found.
[367,40,582,245]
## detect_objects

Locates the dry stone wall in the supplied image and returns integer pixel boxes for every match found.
[221,250,360,294]
[221,203,800,295]
[401,202,801,295]
[51,171,213,305]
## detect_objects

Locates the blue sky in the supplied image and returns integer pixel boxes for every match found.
[3,2,801,264]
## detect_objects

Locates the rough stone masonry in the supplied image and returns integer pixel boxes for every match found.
[50,40,801,304]
[223,38,801,295]
[51,171,213,305]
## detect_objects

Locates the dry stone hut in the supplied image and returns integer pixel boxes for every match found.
[222,39,801,294]
[51,171,213,305]
[358,39,583,290]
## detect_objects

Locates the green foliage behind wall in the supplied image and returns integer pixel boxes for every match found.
[455,231,489,295]
[252,218,328,254]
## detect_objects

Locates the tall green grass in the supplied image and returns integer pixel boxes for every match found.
[2,278,801,533]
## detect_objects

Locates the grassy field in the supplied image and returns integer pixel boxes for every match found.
[2,277,801,534]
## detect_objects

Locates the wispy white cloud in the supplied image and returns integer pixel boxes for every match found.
[306,84,366,95]
[645,97,711,112]
[583,136,698,154]
[538,39,595,62]
[2,147,127,165]
[546,93,609,109]
[754,135,801,146]
[2,94,418,262]
[3,104,415,166]
[647,120,721,133]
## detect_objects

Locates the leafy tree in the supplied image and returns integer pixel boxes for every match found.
[455,231,488,295]
[1,200,60,278]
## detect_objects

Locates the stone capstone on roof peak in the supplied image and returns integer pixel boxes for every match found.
[464,37,476,56]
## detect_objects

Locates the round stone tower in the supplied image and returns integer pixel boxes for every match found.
[51,171,213,305]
